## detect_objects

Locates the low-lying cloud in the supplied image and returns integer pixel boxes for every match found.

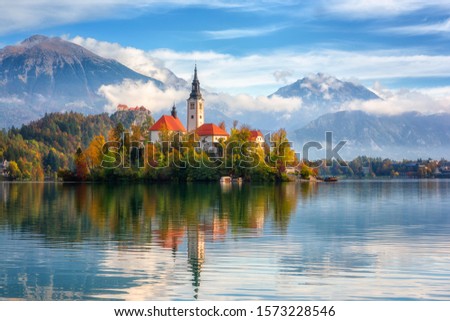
[207,92,302,114]
[98,79,302,116]
[342,82,450,115]
[98,80,186,114]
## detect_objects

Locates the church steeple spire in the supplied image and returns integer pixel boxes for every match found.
[194,64,198,81]
[186,64,205,132]
[190,64,202,100]
[171,103,177,118]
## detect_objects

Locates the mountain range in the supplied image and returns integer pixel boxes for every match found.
[1,35,449,158]
[0,35,162,128]
[294,111,450,159]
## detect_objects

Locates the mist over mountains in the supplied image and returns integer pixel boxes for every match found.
[1,35,449,158]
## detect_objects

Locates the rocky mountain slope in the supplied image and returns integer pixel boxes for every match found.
[294,110,450,159]
[0,35,162,128]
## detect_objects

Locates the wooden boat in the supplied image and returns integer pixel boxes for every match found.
[324,176,338,182]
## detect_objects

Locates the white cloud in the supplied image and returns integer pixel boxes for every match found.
[207,92,302,114]
[2,0,450,37]
[204,25,286,40]
[0,0,289,35]
[273,70,293,83]
[342,83,450,115]
[420,86,450,98]
[0,96,25,105]
[387,18,450,35]
[97,79,302,116]
[69,36,178,85]
[98,79,186,113]
[149,47,450,96]
[323,0,450,18]
[147,48,230,63]
[70,36,302,116]
[69,36,450,119]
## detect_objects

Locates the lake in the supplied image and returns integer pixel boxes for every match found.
[1,180,449,300]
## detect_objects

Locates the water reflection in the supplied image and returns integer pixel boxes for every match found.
[0,182,307,300]
[1,180,450,300]
[0,183,305,243]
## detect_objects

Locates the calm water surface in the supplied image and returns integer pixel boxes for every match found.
[0,180,449,300]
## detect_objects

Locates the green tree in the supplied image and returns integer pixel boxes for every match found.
[108,122,125,143]
[44,148,61,172]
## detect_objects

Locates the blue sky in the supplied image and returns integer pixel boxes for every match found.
[1,0,450,112]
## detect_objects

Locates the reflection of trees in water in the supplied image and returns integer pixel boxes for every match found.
[1,182,310,299]
[0,182,309,246]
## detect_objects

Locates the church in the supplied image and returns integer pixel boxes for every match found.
[149,65,229,148]
[149,65,263,150]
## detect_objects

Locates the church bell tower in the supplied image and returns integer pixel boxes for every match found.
[187,65,204,132]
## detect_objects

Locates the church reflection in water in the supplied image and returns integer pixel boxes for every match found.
[3,181,450,300]
[0,182,315,298]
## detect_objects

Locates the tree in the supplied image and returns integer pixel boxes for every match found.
[141,115,155,137]
[108,122,125,143]
[45,148,61,172]
[85,135,106,170]
[131,124,142,142]
[7,161,21,179]
[74,147,89,180]
[17,158,32,179]
[269,128,296,175]
[299,163,315,179]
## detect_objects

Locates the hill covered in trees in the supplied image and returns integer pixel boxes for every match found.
[0,109,153,180]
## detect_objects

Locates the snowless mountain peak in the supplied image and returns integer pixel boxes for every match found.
[0,35,163,128]
[20,35,50,46]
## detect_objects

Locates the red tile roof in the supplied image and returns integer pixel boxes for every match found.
[249,130,264,141]
[196,123,229,137]
[149,115,186,132]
